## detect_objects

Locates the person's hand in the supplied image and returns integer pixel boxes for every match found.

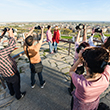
[84,25,86,30]
[32,26,35,30]
[7,28,14,37]
[92,28,95,34]
[78,49,84,59]
[100,28,103,36]
[41,26,44,31]
[84,46,93,51]
[78,29,81,32]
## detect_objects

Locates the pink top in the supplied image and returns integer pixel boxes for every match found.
[71,65,110,103]
[46,30,52,42]
[73,42,79,64]
[73,42,82,67]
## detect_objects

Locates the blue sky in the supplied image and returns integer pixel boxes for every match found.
[0,0,110,22]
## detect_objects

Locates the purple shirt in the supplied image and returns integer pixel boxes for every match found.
[46,30,52,42]
[70,65,110,110]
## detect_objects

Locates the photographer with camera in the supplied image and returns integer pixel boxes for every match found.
[88,27,107,47]
[0,28,26,100]
[46,25,54,54]
[69,47,110,110]
[68,25,90,95]
[23,26,46,89]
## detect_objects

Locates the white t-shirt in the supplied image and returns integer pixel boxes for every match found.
[88,34,107,46]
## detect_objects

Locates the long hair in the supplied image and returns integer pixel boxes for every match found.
[102,37,110,51]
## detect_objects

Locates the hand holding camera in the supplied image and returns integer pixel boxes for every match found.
[34,25,44,30]
[94,28,102,33]
[3,27,14,33]
[76,24,84,30]
[7,28,14,37]
[34,25,41,30]
[1,27,15,37]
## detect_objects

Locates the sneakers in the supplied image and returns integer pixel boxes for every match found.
[17,91,26,100]
[21,91,26,98]
[31,84,35,89]
[41,81,46,89]
[50,51,54,54]
[54,50,58,53]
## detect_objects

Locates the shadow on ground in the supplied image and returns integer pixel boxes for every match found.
[8,65,71,110]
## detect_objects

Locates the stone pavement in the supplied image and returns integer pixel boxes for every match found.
[1,42,110,110]
[1,65,71,110]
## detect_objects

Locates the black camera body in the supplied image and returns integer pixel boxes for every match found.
[95,28,102,33]
[3,27,15,33]
[76,46,85,53]
[34,26,41,30]
[76,24,84,30]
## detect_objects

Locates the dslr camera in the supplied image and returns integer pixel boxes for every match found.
[1,27,15,38]
[34,26,41,30]
[76,24,84,30]
[3,27,15,33]
[94,28,102,33]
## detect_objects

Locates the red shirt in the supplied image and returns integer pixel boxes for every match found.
[52,30,60,43]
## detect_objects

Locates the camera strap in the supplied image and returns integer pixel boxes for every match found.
[26,46,31,63]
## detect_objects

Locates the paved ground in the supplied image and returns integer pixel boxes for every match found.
[1,42,110,110]
[1,65,71,110]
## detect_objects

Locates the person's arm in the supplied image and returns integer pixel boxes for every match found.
[76,30,81,43]
[69,50,83,77]
[8,28,14,37]
[100,31,107,43]
[58,30,60,40]
[39,27,44,45]
[0,29,16,56]
[26,27,35,38]
[88,28,96,46]
[83,25,87,42]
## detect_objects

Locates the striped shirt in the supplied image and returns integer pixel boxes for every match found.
[0,37,17,77]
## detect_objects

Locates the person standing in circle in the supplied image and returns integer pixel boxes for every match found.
[24,27,46,89]
[52,26,60,53]
[46,25,54,54]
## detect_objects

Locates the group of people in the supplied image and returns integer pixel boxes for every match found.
[0,25,110,110]
[46,25,60,54]
[69,25,110,110]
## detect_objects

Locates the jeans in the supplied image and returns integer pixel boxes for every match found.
[48,41,53,53]
[30,62,44,86]
[53,41,58,51]
[4,71,21,99]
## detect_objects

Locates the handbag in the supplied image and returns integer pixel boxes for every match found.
[26,46,43,73]
[34,62,43,73]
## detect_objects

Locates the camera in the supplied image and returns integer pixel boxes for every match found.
[3,27,15,33]
[76,24,84,30]
[95,28,102,33]
[2,28,15,37]
[34,26,41,30]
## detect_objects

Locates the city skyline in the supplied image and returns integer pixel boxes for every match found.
[0,0,110,22]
